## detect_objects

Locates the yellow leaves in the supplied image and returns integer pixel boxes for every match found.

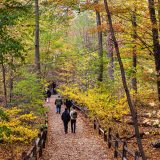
[5,107,21,117]
[0,119,20,128]
[52,39,63,49]
[11,126,38,142]
[59,84,129,123]
[0,107,39,143]
[3,126,38,143]
[19,113,37,121]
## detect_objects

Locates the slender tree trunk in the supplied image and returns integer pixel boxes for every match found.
[106,32,114,80]
[95,0,103,82]
[131,7,137,93]
[148,0,160,101]
[35,0,41,73]
[9,56,14,102]
[9,69,14,102]
[158,0,160,31]
[1,62,7,106]
[103,0,146,159]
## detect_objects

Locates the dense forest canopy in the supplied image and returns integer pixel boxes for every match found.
[0,0,160,159]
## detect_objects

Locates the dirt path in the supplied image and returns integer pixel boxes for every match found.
[41,95,112,160]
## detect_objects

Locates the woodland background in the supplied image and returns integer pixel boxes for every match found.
[0,0,160,159]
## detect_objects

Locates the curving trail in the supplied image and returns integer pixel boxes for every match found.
[41,95,112,160]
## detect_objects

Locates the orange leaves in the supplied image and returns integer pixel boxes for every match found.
[88,22,124,34]
[88,23,107,34]
[108,6,129,14]
[112,22,125,32]
[79,3,104,13]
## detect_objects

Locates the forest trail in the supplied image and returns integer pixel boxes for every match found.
[41,95,112,160]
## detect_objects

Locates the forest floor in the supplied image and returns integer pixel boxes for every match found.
[40,95,114,160]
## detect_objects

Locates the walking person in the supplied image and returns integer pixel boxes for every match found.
[65,99,73,113]
[61,107,70,134]
[55,96,63,114]
[52,81,57,95]
[70,106,77,133]
[46,89,51,103]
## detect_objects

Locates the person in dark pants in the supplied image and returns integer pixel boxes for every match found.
[65,99,73,112]
[52,82,57,94]
[46,89,51,103]
[70,106,77,133]
[55,96,63,114]
[61,108,70,134]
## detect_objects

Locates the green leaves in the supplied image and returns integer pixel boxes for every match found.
[13,69,44,112]
[0,126,11,141]
[0,108,9,121]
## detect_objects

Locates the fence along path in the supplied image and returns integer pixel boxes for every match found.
[41,95,111,160]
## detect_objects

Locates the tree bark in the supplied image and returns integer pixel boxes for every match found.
[9,56,14,102]
[106,32,114,80]
[35,0,41,74]
[95,0,103,82]
[103,0,146,159]
[148,0,160,101]
[9,68,14,102]
[1,62,7,106]
[131,7,137,93]
[158,0,160,32]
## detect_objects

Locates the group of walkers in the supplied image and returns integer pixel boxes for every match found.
[55,96,78,134]
[45,82,78,134]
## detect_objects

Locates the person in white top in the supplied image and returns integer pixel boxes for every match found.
[70,106,77,133]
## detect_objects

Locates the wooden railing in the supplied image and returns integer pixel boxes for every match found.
[22,126,47,160]
[21,115,48,160]
[73,102,141,160]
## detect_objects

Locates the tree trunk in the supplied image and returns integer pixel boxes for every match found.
[106,32,114,80]
[131,7,137,93]
[158,0,160,31]
[103,0,146,159]
[35,0,41,74]
[95,0,103,82]
[9,69,14,103]
[1,62,7,106]
[148,0,160,101]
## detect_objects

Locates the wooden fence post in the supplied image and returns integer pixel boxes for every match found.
[122,141,127,160]
[114,133,119,158]
[134,151,139,160]
[94,119,96,130]
[22,151,27,160]
[33,144,37,160]
[104,130,107,142]
[39,142,43,157]
[45,119,48,124]
[43,129,47,148]
[38,132,43,157]
[108,128,112,148]
[99,125,101,135]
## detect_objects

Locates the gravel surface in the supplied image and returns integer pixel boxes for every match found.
[41,95,112,160]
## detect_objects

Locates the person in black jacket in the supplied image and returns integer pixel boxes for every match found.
[46,89,51,103]
[52,82,57,94]
[61,108,70,134]
[65,99,73,112]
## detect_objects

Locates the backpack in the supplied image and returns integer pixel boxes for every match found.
[72,111,77,119]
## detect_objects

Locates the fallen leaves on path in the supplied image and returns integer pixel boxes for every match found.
[41,95,113,160]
